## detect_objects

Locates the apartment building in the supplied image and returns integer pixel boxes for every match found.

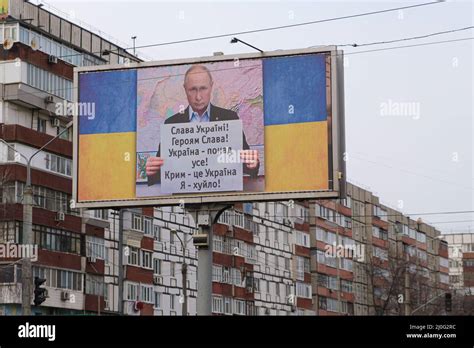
[0,0,139,315]
[310,182,450,316]
[442,233,474,294]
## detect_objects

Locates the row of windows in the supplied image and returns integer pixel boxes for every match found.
[316,205,352,228]
[213,235,257,263]
[372,206,388,221]
[0,221,21,244]
[45,153,72,176]
[212,296,250,315]
[316,274,353,293]
[15,182,76,215]
[397,223,427,243]
[33,266,83,291]
[318,296,354,314]
[372,226,388,241]
[126,247,153,269]
[212,265,244,287]
[314,250,353,271]
[26,63,73,101]
[33,224,81,254]
[19,26,105,67]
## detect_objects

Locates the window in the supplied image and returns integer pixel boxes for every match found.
[341,280,353,293]
[372,226,388,241]
[284,258,290,271]
[126,283,138,300]
[296,231,310,248]
[341,301,354,315]
[223,267,230,284]
[224,297,232,315]
[143,218,153,236]
[234,299,246,315]
[44,153,72,176]
[153,225,161,241]
[132,214,143,231]
[127,247,139,266]
[232,268,243,287]
[340,258,353,271]
[212,265,222,282]
[440,273,449,284]
[328,276,338,290]
[342,196,352,208]
[296,282,311,298]
[213,235,223,253]
[33,225,81,255]
[212,296,223,313]
[246,244,257,263]
[140,285,153,303]
[439,257,449,268]
[373,206,388,221]
[153,292,161,308]
[86,236,105,260]
[373,247,388,261]
[170,294,176,310]
[141,250,152,269]
[153,258,162,275]
[416,232,426,243]
[234,212,244,228]
[417,249,427,262]
[37,118,47,133]
[170,262,176,277]
[295,256,305,280]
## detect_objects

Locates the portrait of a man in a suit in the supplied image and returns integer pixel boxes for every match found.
[146,64,260,186]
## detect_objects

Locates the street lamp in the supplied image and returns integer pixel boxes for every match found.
[171,229,191,316]
[0,121,72,314]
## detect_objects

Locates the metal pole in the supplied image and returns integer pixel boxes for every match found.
[118,208,124,315]
[194,205,230,315]
[196,219,213,316]
[181,234,188,316]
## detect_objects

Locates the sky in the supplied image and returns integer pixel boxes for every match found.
[43,0,474,233]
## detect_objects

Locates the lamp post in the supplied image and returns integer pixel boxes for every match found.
[171,229,188,316]
[0,121,72,314]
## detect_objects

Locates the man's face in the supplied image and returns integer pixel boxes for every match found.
[184,69,213,115]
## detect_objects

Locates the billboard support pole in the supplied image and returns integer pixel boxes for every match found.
[190,204,231,315]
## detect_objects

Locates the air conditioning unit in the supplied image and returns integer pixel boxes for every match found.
[60,291,70,301]
[45,95,54,104]
[55,211,65,222]
[87,256,97,263]
[51,118,60,127]
[192,232,208,247]
[48,55,58,64]
[153,275,163,285]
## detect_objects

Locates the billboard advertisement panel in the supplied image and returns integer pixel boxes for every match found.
[73,47,345,208]
[0,0,9,18]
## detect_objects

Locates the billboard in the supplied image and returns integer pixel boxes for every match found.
[0,0,8,18]
[73,47,346,208]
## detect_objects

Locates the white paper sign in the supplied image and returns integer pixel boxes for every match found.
[160,120,243,194]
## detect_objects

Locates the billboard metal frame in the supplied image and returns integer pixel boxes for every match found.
[72,46,346,208]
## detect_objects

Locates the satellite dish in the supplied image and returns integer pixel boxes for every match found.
[3,38,13,50]
[30,37,38,51]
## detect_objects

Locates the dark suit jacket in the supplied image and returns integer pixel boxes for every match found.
[147,104,259,185]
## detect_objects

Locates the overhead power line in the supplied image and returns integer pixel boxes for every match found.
[120,1,445,52]
[338,25,474,47]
